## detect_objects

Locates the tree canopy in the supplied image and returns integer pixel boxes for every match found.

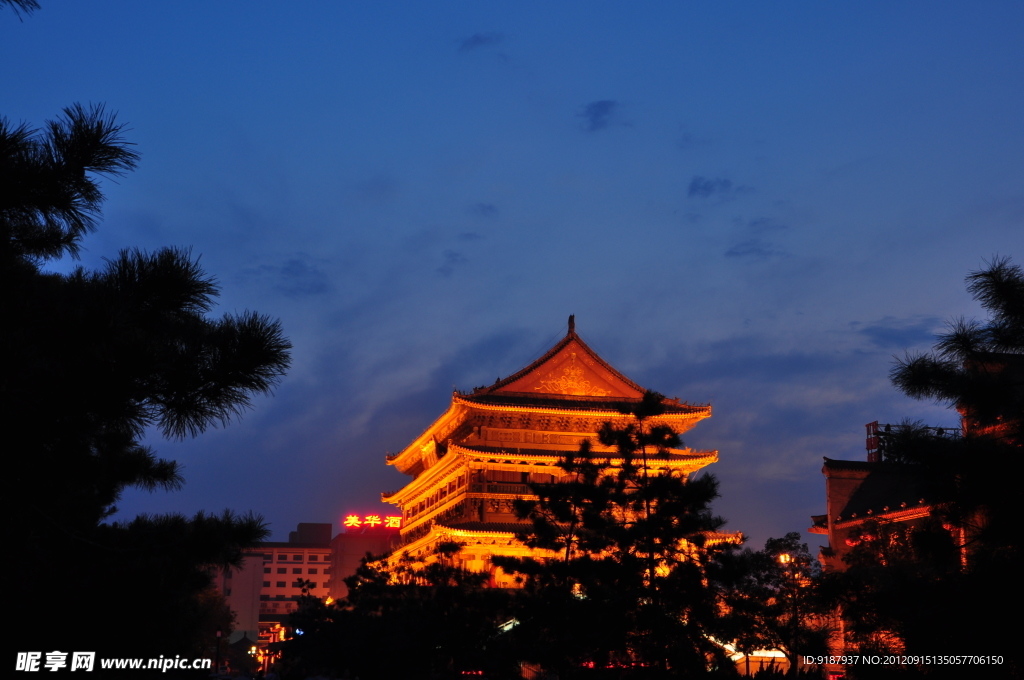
[3,104,290,662]
[494,391,737,677]
[826,258,1023,677]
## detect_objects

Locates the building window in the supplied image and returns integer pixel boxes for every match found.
[292,555,303,561]
[308,555,318,561]
[260,595,269,601]
[263,581,270,587]
[292,568,302,574]
[277,568,286,574]
[276,582,286,588]
[264,567,271,574]
[275,595,285,600]
[324,568,331,574]
[308,568,318,574]
[277,554,286,562]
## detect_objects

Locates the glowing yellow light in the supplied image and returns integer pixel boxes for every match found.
[365,515,382,527]
[343,514,362,527]
[384,515,402,528]
[778,553,792,564]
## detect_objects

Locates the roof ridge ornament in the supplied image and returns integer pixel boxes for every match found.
[568,314,575,334]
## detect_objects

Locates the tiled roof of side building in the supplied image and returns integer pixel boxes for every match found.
[826,460,938,521]
[822,457,876,471]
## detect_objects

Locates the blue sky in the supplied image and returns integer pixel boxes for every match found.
[4,1,1021,548]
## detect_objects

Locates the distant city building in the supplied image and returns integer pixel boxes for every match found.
[212,522,331,649]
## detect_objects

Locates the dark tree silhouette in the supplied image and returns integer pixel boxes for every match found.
[495,391,736,677]
[1,0,40,19]
[3,105,290,665]
[715,533,831,676]
[825,258,1022,678]
[284,543,517,679]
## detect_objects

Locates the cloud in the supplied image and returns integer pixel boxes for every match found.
[459,32,504,52]
[239,254,332,298]
[724,239,785,259]
[469,202,498,218]
[687,177,754,200]
[354,175,399,204]
[676,132,704,151]
[437,249,468,276]
[688,176,733,198]
[724,217,789,259]
[746,217,785,233]
[579,100,617,132]
[856,316,942,349]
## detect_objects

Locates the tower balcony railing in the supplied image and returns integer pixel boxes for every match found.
[469,483,532,495]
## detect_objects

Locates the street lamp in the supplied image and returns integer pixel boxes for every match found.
[778,554,799,676]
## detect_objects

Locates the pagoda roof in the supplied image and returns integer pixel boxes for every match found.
[463,319,646,401]
[386,318,710,476]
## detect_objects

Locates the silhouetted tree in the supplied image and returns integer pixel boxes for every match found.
[1,0,40,19]
[825,258,1022,678]
[284,543,517,679]
[495,391,736,678]
[3,105,290,667]
[715,533,832,676]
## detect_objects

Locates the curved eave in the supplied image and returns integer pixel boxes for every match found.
[451,442,719,471]
[387,398,464,475]
[833,504,932,529]
[382,448,466,506]
[453,393,711,421]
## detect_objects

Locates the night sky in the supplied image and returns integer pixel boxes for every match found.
[4,2,1021,549]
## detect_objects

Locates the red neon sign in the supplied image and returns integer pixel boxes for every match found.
[343,514,402,529]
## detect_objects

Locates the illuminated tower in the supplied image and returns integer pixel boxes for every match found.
[382,317,722,585]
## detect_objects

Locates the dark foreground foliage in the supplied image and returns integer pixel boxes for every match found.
[824,258,1023,679]
[3,106,290,673]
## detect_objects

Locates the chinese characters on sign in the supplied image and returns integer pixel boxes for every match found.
[343,514,402,529]
[16,652,95,672]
